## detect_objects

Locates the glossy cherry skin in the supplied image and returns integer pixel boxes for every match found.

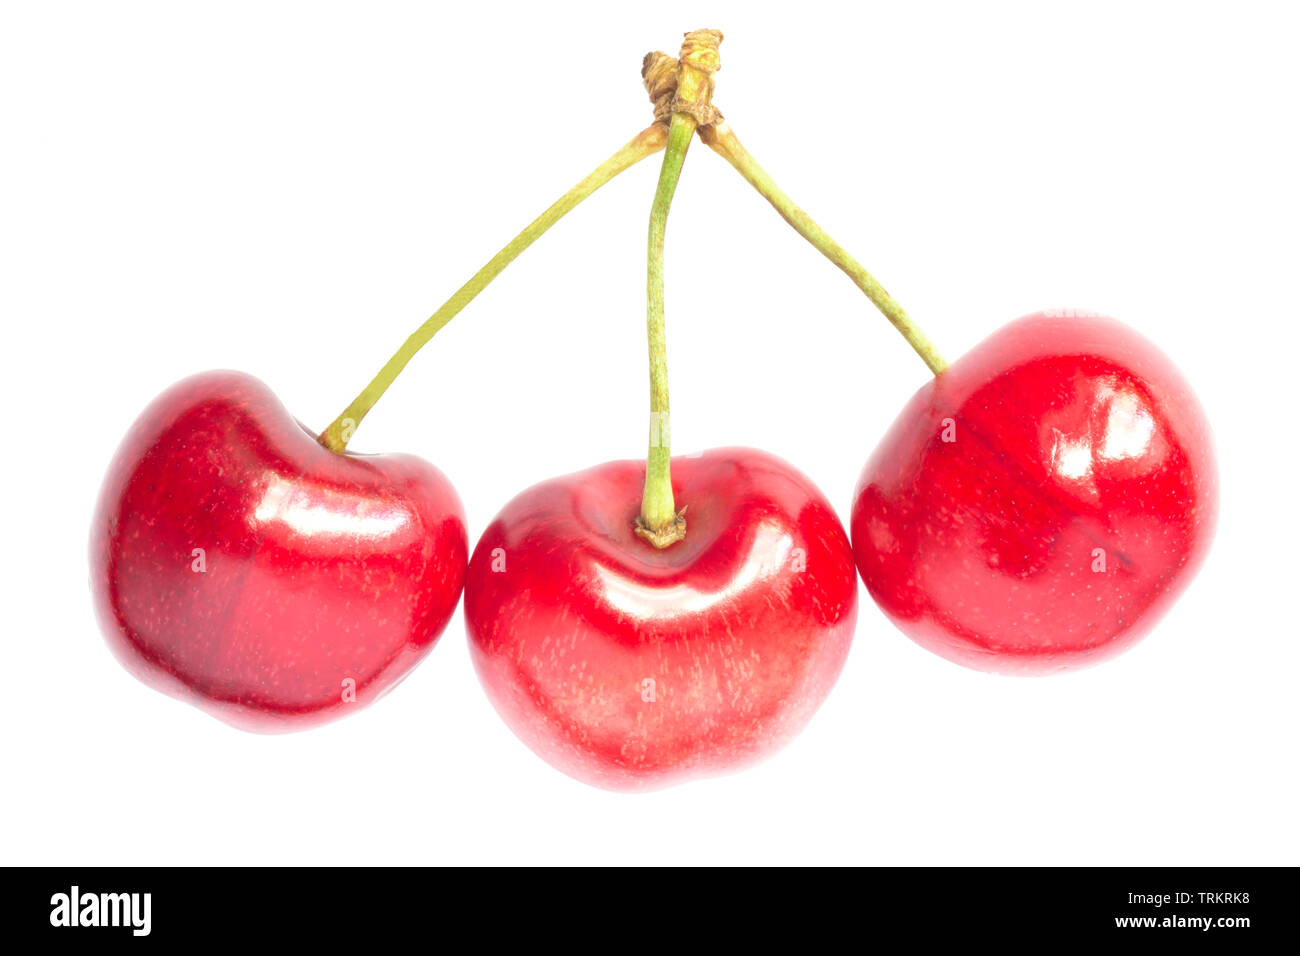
[91,370,468,731]
[464,448,858,791]
[851,312,1217,674]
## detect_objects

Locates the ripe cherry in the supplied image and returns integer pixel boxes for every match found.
[465,448,857,789]
[850,312,1217,673]
[91,371,467,730]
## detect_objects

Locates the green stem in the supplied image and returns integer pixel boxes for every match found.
[703,124,948,375]
[319,124,669,452]
[636,111,695,547]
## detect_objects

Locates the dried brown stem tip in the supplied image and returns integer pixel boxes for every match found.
[642,51,678,126]
[672,29,723,127]
[642,29,725,129]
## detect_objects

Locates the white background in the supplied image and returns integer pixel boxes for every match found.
[3,1,1297,865]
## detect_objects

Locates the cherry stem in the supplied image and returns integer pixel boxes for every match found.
[700,123,948,376]
[637,111,695,545]
[319,124,669,453]
[636,29,722,548]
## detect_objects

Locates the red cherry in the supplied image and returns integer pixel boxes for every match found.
[851,312,1217,673]
[465,448,857,790]
[90,371,468,730]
